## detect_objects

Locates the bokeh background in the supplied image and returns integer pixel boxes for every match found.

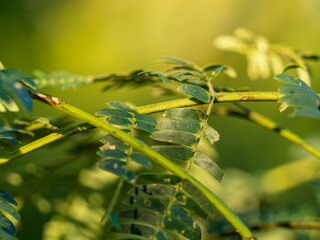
[0,0,320,239]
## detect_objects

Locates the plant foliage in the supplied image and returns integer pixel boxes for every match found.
[0,30,319,240]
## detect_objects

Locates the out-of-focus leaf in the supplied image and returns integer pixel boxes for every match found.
[97,149,127,159]
[177,84,211,103]
[193,152,224,182]
[109,212,122,230]
[0,198,20,221]
[203,64,237,79]
[99,159,126,176]
[0,191,17,207]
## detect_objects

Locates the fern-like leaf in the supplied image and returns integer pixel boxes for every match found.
[275,73,320,119]
[95,101,156,228]
[0,190,20,240]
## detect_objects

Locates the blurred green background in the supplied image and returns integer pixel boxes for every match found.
[0,0,320,239]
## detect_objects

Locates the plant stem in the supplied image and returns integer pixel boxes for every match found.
[2,91,320,164]
[137,91,281,114]
[205,220,320,240]
[0,123,94,164]
[28,91,256,240]
[213,105,320,160]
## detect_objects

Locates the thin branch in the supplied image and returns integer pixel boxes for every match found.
[212,105,320,160]
[27,91,256,240]
[1,91,319,164]
[205,220,320,240]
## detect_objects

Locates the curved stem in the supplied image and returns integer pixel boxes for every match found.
[205,220,320,240]
[28,91,256,239]
[212,105,320,160]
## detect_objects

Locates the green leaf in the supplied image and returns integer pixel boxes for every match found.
[97,149,128,159]
[164,204,201,240]
[0,71,33,114]
[5,68,38,91]
[124,196,168,213]
[157,119,201,133]
[135,114,157,126]
[107,101,134,113]
[99,159,126,176]
[151,131,197,146]
[193,152,224,182]
[204,64,237,79]
[109,212,122,230]
[138,174,182,185]
[203,126,220,144]
[126,171,138,186]
[275,73,320,119]
[0,212,15,235]
[152,145,193,161]
[108,116,132,127]
[175,191,208,219]
[128,185,175,198]
[177,84,211,103]
[133,121,156,133]
[165,108,205,121]
[96,108,132,118]
[131,153,152,168]
[0,191,17,207]
[0,227,15,240]
[0,198,20,221]
[182,179,215,216]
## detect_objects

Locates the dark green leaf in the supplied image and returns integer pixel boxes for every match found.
[96,109,132,118]
[0,198,20,221]
[107,101,134,113]
[0,212,15,235]
[275,73,320,118]
[157,119,201,133]
[0,226,15,240]
[128,184,175,198]
[99,159,126,176]
[203,126,220,144]
[134,121,156,133]
[175,191,208,219]
[135,114,157,126]
[126,171,138,186]
[0,191,17,207]
[124,196,168,213]
[108,116,132,127]
[193,152,224,182]
[6,68,38,91]
[151,131,197,146]
[182,179,215,217]
[131,153,152,168]
[152,145,193,161]
[97,149,127,159]
[109,212,122,230]
[157,72,170,83]
[138,174,182,185]
[164,204,201,240]
[165,108,205,122]
[177,84,211,103]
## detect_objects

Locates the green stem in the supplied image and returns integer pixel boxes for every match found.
[29,91,256,240]
[0,123,93,164]
[213,105,320,160]
[205,220,320,240]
